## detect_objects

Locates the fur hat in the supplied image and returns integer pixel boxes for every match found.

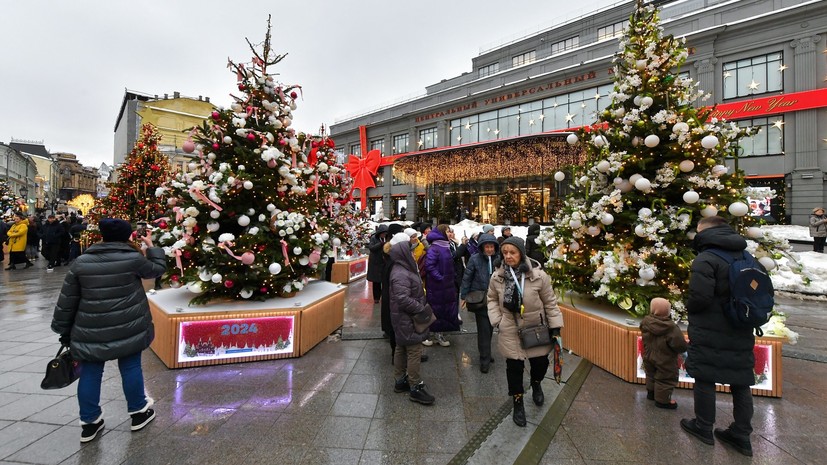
[389,232,411,246]
[99,218,133,242]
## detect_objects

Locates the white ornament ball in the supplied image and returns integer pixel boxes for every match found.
[199,269,211,282]
[639,268,656,281]
[636,59,647,70]
[237,215,251,227]
[293,247,302,255]
[629,174,643,185]
[239,289,253,299]
[332,238,342,247]
[638,208,652,218]
[672,122,689,134]
[678,160,695,172]
[700,205,719,218]
[683,190,700,204]
[633,95,642,106]
[569,241,580,252]
[223,136,232,144]
[211,273,223,283]
[188,282,204,294]
[634,224,647,237]
[321,233,330,241]
[596,160,611,173]
[632,136,641,147]
[267,203,276,212]
[243,180,254,190]
[701,135,719,149]
[758,256,777,271]
[207,222,220,232]
[613,177,624,186]
[210,210,220,219]
[619,181,634,193]
[593,135,608,148]
[644,134,660,148]
[728,201,749,217]
[711,165,728,177]
[554,171,566,182]
[268,263,282,275]
[746,227,764,239]
[569,219,582,229]
[634,177,652,192]
[586,226,601,236]
[298,257,309,266]
[566,133,579,145]
[640,96,653,107]
[600,213,615,225]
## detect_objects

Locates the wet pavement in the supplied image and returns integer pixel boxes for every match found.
[0,255,825,464]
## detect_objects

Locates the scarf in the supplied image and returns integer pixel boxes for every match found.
[503,265,522,314]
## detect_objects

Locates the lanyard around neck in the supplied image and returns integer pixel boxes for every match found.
[508,267,525,297]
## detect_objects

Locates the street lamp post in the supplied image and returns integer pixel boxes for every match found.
[19,186,28,213]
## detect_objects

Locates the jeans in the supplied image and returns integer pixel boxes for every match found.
[506,356,550,396]
[78,352,148,423]
[693,379,753,439]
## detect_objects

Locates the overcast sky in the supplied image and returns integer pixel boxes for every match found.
[0,0,623,168]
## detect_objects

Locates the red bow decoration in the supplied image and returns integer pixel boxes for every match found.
[308,147,319,168]
[346,149,381,210]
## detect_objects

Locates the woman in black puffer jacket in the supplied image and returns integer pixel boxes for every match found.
[52,218,166,443]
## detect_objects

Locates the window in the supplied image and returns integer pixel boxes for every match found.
[349,144,361,157]
[479,62,499,78]
[723,52,783,99]
[392,167,405,185]
[375,166,385,187]
[597,21,627,40]
[551,36,579,54]
[392,134,409,154]
[450,115,480,146]
[736,117,784,157]
[369,139,385,156]
[512,51,536,68]
[418,127,438,149]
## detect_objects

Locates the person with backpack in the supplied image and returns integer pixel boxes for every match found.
[681,216,769,457]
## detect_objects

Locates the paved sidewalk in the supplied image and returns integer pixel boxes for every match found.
[1,259,825,464]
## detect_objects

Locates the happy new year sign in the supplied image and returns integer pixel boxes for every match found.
[709,88,827,121]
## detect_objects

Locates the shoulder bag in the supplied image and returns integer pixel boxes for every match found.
[465,290,487,312]
[41,344,81,390]
[518,311,552,350]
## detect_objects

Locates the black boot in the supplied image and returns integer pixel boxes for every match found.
[409,382,435,405]
[512,394,526,427]
[531,380,544,406]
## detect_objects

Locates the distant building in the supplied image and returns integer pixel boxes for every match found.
[54,153,98,208]
[97,163,114,198]
[113,89,217,171]
[4,140,43,212]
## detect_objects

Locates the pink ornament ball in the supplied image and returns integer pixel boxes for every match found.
[211,111,220,120]
[260,287,268,293]
[290,91,298,99]
[182,140,195,153]
[241,251,255,265]
[212,143,220,150]
[246,133,256,141]
[309,250,321,264]
[224,280,234,288]
[267,159,277,168]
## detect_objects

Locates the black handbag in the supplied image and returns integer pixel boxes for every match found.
[465,290,487,312]
[41,345,80,390]
[518,312,552,350]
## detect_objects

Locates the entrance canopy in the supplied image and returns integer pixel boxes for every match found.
[394,133,584,186]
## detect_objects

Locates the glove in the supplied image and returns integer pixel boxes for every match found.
[59,335,71,346]
[549,327,561,338]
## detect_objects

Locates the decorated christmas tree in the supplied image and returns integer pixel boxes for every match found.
[94,124,171,222]
[524,193,543,222]
[539,0,785,319]
[156,17,351,304]
[498,190,520,224]
[0,180,20,215]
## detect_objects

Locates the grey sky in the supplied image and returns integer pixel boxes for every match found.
[0,0,623,168]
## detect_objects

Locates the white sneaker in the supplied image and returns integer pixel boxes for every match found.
[436,333,451,347]
[421,338,434,347]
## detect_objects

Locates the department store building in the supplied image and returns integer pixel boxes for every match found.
[329,0,826,226]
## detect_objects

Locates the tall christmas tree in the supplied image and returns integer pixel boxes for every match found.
[94,124,171,222]
[498,190,520,224]
[0,180,20,215]
[157,17,351,304]
[539,1,784,319]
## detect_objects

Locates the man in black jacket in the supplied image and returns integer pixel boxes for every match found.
[40,214,65,270]
[680,216,758,457]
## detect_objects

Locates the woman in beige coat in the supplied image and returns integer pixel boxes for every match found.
[488,236,563,427]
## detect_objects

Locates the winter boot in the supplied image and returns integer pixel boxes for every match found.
[531,380,544,406]
[409,382,435,405]
[393,374,409,393]
[512,394,526,427]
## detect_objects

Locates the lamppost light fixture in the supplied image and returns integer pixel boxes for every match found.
[19,186,28,198]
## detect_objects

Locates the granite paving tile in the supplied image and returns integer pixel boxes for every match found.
[299,447,363,465]
[416,420,467,454]
[282,390,337,415]
[341,373,383,394]
[0,393,64,421]
[270,413,326,445]
[5,424,81,464]
[313,416,371,449]
[358,450,420,465]
[330,392,378,418]
[0,421,59,460]
[363,418,421,452]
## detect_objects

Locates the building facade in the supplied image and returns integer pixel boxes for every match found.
[1,141,40,213]
[55,153,99,211]
[330,0,826,225]
[113,90,216,171]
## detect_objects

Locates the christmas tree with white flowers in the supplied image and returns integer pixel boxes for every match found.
[539,0,786,319]
[0,180,21,215]
[156,17,350,304]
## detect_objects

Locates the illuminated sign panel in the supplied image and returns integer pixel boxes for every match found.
[178,315,295,362]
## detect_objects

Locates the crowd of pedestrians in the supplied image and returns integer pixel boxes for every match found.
[1,211,86,271]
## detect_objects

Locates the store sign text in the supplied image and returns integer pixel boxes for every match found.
[709,88,827,120]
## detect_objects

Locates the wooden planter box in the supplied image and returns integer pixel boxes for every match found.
[147,280,345,368]
[558,294,784,397]
[330,255,368,284]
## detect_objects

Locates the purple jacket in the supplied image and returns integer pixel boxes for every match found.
[424,229,461,332]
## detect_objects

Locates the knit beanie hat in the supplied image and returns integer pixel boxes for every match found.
[99,218,133,242]
[500,236,526,259]
[403,228,418,237]
[482,224,494,234]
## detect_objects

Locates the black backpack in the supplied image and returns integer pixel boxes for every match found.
[707,249,774,336]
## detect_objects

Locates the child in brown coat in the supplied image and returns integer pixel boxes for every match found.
[640,298,688,409]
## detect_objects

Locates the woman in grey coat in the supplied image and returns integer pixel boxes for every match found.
[809,207,826,253]
[52,218,166,443]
